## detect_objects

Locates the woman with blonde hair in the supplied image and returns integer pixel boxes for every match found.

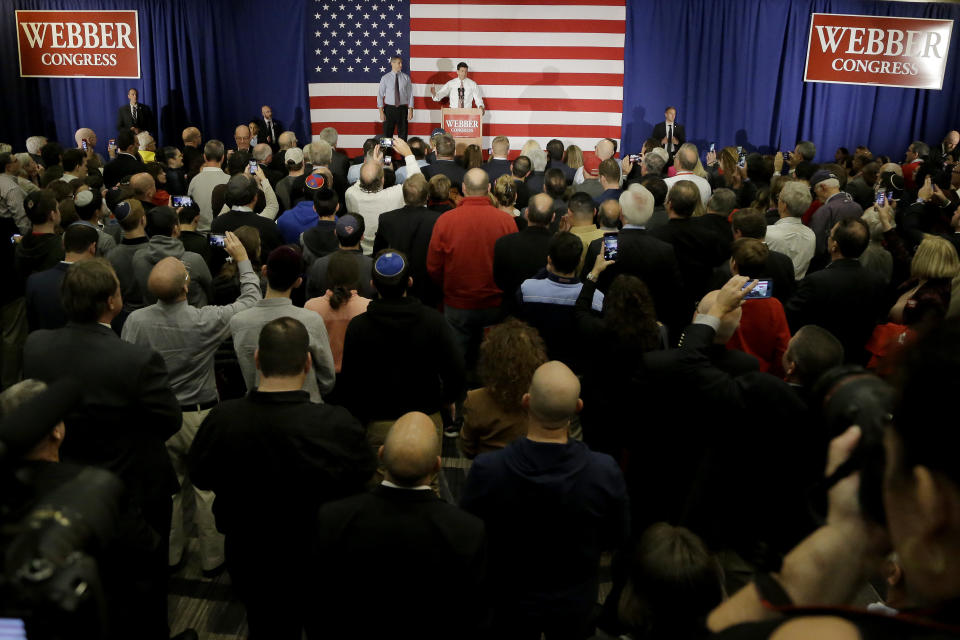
[492,173,521,222]
[565,144,584,170]
[888,234,960,327]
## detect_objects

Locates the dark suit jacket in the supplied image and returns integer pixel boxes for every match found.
[651,217,728,305]
[372,204,444,307]
[484,158,511,182]
[423,158,467,189]
[548,159,577,183]
[103,152,147,189]
[116,102,154,133]
[513,177,532,209]
[24,262,69,331]
[708,249,796,304]
[22,322,181,505]
[526,171,546,195]
[785,258,887,365]
[584,228,686,334]
[493,226,553,314]
[651,121,686,153]
[308,485,487,639]
[258,162,285,189]
[253,118,284,150]
[210,208,285,258]
[692,213,734,263]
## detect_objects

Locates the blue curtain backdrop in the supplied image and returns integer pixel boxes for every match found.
[0,0,308,152]
[1,0,958,161]
[622,0,960,160]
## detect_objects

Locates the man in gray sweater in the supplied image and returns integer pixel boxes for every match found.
[122,230,261,574]
[230,245,336,403]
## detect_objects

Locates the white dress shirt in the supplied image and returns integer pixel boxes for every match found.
[765,216,817,279]
[433,77,484,109]
[663,171,712,209]
[345,154,423,253]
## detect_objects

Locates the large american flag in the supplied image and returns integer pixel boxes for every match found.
[306,0,625,157]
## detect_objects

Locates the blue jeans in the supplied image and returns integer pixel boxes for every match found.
[443,305,503,371]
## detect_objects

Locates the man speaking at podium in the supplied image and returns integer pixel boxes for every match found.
[431,62,486,115]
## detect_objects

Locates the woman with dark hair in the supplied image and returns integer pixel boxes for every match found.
[158,146,186,195]
[461,143,483,170]
[597,523,725,639]
[304,250,371,372]
[143,162,171,206]
[458,318,547,458]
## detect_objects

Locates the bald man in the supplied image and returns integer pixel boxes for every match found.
[427,167,518,371]
[254,105,283,152]
[181,127,204,177]
[311,412,486,638]
[460,361,628,639]
[931,129,960,166]
[344,136,421,253]
[573,138,619,185]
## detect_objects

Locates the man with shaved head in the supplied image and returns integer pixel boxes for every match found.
[310,411,486,638]
[180,126,203,178]
[345,136,421,253]
[428,167,518,374]
[461,360,628,638]
[123,230,261,579]
[189,317,373,640]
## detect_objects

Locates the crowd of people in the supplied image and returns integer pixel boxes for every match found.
[1,116,960,640]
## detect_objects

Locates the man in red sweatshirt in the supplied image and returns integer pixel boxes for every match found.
[427,167,517,372]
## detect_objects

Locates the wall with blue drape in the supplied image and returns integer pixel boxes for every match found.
[0,0,308,153]
[2,0,958,162]
[623,0,960,161]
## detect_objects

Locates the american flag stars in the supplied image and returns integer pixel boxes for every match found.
[310,0,407,80]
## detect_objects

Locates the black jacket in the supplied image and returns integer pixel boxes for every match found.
[116,102,154,133]
[373,204,444,307]
[309,486,487,638]
[651,217,730,306]
[253,118,284,150]
[423,158,467,188]
[692,213,734,263]
[210,208,285,258]
[14,232,63,284]
[337,297,466,422]
[22,322,181,505]
[583,227,687,334]
[785,258,887,365]
[651,121,686,151]
[301,219,340,264]
[103,152,147,189]
[485,158,511,182]
[24,262,68,331]
[189,390,374,544]
[493,226,553,314]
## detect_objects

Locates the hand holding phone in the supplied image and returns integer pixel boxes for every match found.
[875,191,886,207]
[248,160,259,176]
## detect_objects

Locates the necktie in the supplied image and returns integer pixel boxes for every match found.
[667,124,673,152]
[132,104,137,121]
[459,81,464,108]
[266,120,273,143]
[395,73,400,106]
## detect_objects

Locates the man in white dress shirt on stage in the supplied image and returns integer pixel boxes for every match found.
[430,62,486,115]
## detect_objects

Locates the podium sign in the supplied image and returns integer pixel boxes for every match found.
[441,108,483,155]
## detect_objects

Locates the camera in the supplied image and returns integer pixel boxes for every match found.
[602,232,618,261]
[814,365,894,525]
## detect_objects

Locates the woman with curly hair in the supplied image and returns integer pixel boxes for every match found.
[458,318,547,458]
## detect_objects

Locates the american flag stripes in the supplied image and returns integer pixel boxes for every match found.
[307,0,625,156]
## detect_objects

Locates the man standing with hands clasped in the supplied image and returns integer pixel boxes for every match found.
[378,56,415,140]
[431,62,485,115]
[651,106,685,161]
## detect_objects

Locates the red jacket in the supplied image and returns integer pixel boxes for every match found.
[727,296,791,377]
[427,196,517,309]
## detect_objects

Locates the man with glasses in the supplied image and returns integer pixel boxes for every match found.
[122,229,262,576]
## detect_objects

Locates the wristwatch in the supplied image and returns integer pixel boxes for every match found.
[585,272,598,282]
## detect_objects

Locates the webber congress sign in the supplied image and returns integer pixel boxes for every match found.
[16,10,140,78]
[804,13,953,90]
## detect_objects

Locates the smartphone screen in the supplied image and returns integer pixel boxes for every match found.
[108,139,116,149]
[380,138,394,149]
[209,234,226,248]
[709,143,716,152]
[602,232,618,261]
[628,154,641,163]
[875,191,886,206]
[81,139,88,151]
[248,160,258,175]
[10,234,22,244]
[0,619,27,640]
[383,155,392,168]
[171,195,193,208]
[743,279,773,299]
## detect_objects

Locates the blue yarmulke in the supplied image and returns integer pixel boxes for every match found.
[374,252,406,277]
